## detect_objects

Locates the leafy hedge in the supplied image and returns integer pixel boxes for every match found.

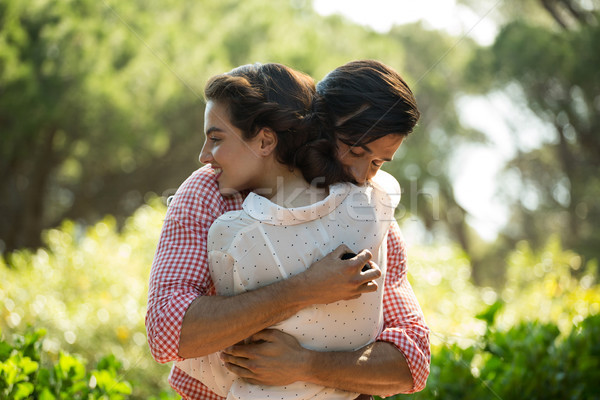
[0,199,174,399]
[4,315,598,400]
[390,309,600,400]
[0,329,132,399]
[1,200,598,398]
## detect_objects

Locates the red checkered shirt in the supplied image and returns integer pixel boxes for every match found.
[146,166,430,399]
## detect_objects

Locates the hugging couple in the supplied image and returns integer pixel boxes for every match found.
[146,60,430,400]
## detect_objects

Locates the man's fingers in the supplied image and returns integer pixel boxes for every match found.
[362,262,381,279]
[223,343,253,358]
[223,358,252,377]
[355,249,372,264]
[362,280,379,292]
[247,329,277,343]
[337,248,373,272]
[332,244,352,257]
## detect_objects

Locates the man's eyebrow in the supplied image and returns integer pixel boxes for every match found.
[360,144,373,153]
[360,144,393,162]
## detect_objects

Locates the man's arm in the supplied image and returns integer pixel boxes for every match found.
[221,329,413,396]
[146,167,383,364]
[178,245,380,358]
[219,220,430,396]
[377,220,430,392]
[145,168,229,364]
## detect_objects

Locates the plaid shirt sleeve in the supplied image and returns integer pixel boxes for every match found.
[145,166,244,364]
[377,219,431,393]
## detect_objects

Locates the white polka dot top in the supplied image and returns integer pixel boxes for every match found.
[176,171,401,400]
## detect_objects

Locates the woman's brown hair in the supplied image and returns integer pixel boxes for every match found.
[204,63,351,187]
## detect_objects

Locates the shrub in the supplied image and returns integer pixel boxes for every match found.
[0,198,175,399]
[389,309,600,400]
[1,201,598,398]
[0,328,132,399]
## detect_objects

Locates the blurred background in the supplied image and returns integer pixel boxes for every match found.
[1,0,599,398]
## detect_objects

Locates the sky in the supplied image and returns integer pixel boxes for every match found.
[313,0,499,45]
[313,0,548,242]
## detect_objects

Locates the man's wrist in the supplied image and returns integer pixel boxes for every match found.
[281,269,315,309]
[299,347,319,384]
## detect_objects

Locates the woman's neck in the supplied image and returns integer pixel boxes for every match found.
[255,162,328,208]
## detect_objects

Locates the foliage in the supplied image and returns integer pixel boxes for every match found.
[464,6,600,269]
[1,201,598,398]
[0,328,132,399]
[384,23,483,260]
[499,235,600,332]
[0,198,174,399]
[401,235,600,398]
[0,0,480,270]
[389,310,600,400]
[408,235,600,348]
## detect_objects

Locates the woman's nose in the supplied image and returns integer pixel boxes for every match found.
[199,144,212,164]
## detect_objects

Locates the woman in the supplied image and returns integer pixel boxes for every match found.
[146,60,430,400]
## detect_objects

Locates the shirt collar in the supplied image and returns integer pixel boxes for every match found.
[243,183,352,226]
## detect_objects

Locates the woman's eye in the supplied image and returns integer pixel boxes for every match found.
[349,150,363,157]
[209,136,221,143]
[372,160,383,167]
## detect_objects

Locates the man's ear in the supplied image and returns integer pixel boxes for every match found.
[257,127,278,156]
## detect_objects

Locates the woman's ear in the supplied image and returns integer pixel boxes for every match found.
[257,127,278,156]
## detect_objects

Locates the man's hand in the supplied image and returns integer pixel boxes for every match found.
[221,329,309,386]
[222,328,414,396]
[293,245,381,306]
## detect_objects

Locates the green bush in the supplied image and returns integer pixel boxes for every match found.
[1,201,598,398]
[408,236,600,349]
[390,309,600,400]
[0,328,132,399]
[0,198,175,399]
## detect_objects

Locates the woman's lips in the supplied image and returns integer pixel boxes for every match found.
[211,167,223,178]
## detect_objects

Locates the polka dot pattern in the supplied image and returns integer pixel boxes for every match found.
[179,182,395,399]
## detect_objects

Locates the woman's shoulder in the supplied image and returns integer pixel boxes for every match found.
[207,209,257,251]
[370,170,401,209]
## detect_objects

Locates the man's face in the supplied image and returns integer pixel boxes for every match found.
[336,134,404,184]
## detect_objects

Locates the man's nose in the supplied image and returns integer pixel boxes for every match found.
[352,164,369,185]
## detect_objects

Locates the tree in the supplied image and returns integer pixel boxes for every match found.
[2,0,483,261]
[385,23,485,260]
[465,4,600,270]
[0,0,205,251]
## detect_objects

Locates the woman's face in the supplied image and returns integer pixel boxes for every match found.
[336,134,404,185]
[199,100,265,195]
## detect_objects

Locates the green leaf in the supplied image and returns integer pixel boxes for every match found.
[475,300,504,326]
[0,341,12,361]
[56,352,86,382]
[96,354,121,374]
[16,356,38,376]
[39,388,57,400]
[13,382,34,400]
